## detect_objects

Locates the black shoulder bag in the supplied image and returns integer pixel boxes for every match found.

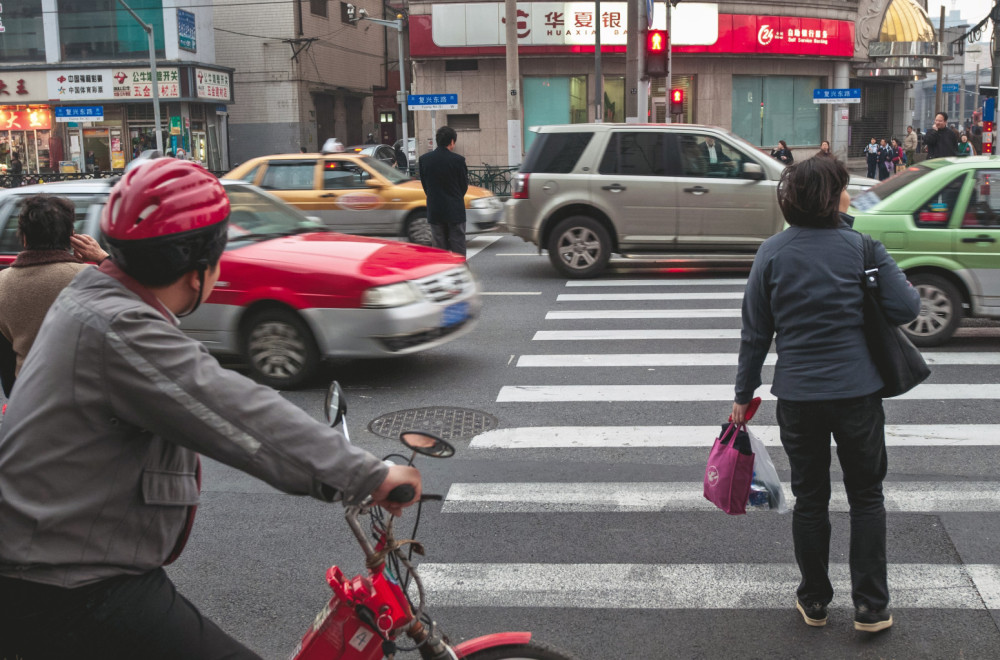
[861,233,930,398]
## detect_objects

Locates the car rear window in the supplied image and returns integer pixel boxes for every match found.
[852,164,935,211]
[520,132,593,173]
[0,194,101,254]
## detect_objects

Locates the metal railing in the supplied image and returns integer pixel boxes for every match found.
[466,165,519,198]
[0,170,229,189]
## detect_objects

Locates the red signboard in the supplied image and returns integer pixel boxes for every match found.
[0,107,53,131]
[410,13,854,58]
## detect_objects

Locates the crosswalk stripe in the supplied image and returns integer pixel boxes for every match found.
[465,235,502,259]
[469,425,999,448]
[413,563,997,610]
[496,384,995,402]
[515,352,1000,367]
[565,278,748,287]
[442,481,1000,513]
[545,309,743,319]
[558,292,745,301]
[534,329,743,340]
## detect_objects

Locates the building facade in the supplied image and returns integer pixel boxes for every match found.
[0,0,232,175]
[213,0,397,164]
[405,0,949,165]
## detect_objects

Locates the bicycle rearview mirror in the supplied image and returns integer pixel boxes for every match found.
[325,381,347,427]
[399,431,455,459]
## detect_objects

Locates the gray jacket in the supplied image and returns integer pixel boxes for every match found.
[735,216,920,404]
[0,265,388,588]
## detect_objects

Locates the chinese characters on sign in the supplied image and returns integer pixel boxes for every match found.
[812,88,861,104]
[112,68,181,99]
[0,108,52,131]
[177,9,197,53]
[0,2,5,34]
[46,70,113,101]
[195,69,231,101]
[54,106,105,122]
[407,94,459,110]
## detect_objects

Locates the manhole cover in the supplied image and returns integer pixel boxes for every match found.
[368,407,498,441]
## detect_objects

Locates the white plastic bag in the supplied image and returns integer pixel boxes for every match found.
[747,427,788,514]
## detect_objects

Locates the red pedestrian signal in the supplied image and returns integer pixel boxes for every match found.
[645,29,668,76]
[670,88,684,115]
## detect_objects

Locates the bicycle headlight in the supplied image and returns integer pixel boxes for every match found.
[362,282,419,308]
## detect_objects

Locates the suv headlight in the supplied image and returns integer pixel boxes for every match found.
[362,282,418,308]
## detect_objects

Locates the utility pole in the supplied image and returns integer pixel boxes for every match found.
[935,6,945,115]
[505,0,522,165]
[594,0,603,122]
[117,0,162,155]
[665,0,672,123]
[626,0,639,122]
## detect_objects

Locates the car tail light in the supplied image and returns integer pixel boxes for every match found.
[512,173,530,199]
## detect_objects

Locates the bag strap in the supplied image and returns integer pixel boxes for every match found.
[861,233,879,290]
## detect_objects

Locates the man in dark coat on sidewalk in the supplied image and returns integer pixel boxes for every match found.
[925,112,959,159]
[419,126,469,256]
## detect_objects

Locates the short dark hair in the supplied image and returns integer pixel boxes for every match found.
[18,195,75,250]
[936,111,949,121]
[777,157,850,229]
[436,126,458,149]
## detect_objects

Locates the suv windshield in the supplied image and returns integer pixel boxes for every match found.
[521,132,593,173]
[360,155,410,184]
[852,165,936,211]
[225,186,325,243]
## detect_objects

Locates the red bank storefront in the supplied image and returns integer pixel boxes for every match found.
[408,2,855,164]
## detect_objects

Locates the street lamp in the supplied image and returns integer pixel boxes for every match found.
[346,4,409,170]
[117,0,163,155]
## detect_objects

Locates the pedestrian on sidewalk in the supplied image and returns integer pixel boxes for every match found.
[958,134,974,157]
[903,126,917,167]
[925,112,959,159]
[814,140,833,159]
[876,139,892,181]
[864,138,878,178]
[419,126,469,257]
[732,156,919,634]
[770,140,794,166]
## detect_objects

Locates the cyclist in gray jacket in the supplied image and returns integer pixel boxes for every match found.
[0,159,421,660]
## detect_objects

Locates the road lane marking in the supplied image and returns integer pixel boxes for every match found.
[558,292,745,301]
[566,278,748,287]
[442,481,1000,513]
[546,309,743,319]
[967,565,1000,610]
[465,235,502,259]
[533,329,743,340]
[496,384,995,402]
[480,292,543,295]
[469,425,1000,448]
[413,563,995,610]
[515,352,1000,367]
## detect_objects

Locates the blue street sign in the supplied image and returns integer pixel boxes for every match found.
[942,83,960,93]
[646,0,654,28]
[985,98,995,123]
[812,88,861,104]
[177,9,197,53]
[407,94,458,110]
[54,106,104,122]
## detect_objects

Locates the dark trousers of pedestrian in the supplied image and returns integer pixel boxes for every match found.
[0,568,262,660]
[866,155,877,179]
[776,393,889,611]
[431,220,467,257]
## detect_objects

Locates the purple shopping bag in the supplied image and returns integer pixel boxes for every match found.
[704,423,756,515]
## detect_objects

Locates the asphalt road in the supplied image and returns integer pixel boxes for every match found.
[167,233,1000,659]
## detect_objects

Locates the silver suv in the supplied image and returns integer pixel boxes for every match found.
[505,123,874,277]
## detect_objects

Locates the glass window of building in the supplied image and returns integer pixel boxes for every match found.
[58,0,165,60]
[732,75,822,147]
[0,1,45,61]
[522,76,588,152]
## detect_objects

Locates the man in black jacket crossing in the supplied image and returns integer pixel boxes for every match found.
[419,126,469,256]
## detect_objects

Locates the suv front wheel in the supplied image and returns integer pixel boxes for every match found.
[547,215,611,278]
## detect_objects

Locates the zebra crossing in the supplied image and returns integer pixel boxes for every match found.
[420,273,1000,631]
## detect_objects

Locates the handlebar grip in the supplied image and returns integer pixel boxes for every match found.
[386,484,416,503]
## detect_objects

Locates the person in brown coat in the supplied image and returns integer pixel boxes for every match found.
[0,194,108,394]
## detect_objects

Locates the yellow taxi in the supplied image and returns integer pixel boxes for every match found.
[223,148,503,245]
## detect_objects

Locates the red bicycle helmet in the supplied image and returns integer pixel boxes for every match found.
[102,159,229,301]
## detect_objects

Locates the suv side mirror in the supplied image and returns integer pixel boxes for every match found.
[742,163,765,180]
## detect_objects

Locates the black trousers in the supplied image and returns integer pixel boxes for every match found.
[776,393,889,610]
[0,568,261,660]
[866,155,877,179]
[431,221,467,257]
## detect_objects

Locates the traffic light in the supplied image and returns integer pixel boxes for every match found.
[645,29,667,76]
[670,88,684,115]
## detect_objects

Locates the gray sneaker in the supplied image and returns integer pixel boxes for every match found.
[854,604,893,632]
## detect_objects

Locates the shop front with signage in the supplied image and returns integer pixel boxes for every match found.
[408,2,855,165]
[0,64,232,173]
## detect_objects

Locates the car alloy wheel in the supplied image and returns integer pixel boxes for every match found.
[547,215,611,278]
[903,274,962,347]
[244,309,320,389]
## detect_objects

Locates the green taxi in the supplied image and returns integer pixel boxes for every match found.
[851,156,1000,346]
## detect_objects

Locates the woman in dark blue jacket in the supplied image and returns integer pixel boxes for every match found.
[732,157,919,634]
